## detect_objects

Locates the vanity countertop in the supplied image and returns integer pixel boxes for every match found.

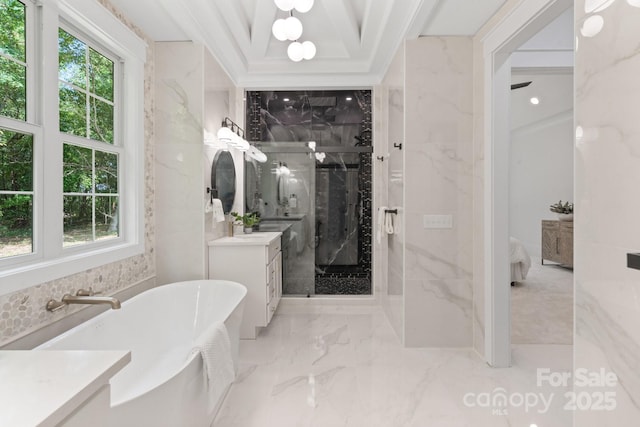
[0,350,130,427]
[260,213,306,221]
[208,231,282,246]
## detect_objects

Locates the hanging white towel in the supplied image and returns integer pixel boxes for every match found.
[188,322,235,405]
[384,209,395,235]
[211,198,226,222]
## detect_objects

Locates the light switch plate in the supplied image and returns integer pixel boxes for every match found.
[423,214,453,229]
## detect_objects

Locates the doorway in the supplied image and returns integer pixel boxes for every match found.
[483,0,573,367]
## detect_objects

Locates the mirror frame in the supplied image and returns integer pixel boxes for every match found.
[211,150,236,214]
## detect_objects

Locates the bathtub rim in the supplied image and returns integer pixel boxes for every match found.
[35,279,247,408]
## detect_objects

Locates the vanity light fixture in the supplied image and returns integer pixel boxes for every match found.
[218,117,250,152]
[247,145,268,163]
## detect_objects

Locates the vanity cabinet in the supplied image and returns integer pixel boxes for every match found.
[208,232,282,339]
[541,220,573,267]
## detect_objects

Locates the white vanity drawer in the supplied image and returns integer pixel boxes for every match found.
[266,299,277,324]
[267,237,281,262]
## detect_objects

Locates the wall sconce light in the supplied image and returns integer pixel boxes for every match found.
[217,117,250,151]
[216,117,268,161]
[247,145,268,163]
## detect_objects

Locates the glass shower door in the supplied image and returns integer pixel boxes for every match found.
[251,144,316,296]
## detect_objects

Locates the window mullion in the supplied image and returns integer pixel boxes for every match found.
[40,1,63,259]
[85,44,90,139]
[91,148,96,242]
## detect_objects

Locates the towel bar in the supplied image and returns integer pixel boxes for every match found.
[385,209,398,214]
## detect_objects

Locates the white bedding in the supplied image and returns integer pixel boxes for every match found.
[510,237,531,282]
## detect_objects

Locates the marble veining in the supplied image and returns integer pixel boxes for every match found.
[215,305,572,427]
[404,36,474,347]
[575,0,640,423]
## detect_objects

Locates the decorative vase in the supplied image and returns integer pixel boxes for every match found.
[557,213,573,221]
[244,226,253,234]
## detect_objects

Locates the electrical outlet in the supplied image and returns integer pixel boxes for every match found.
[423,214,453,229]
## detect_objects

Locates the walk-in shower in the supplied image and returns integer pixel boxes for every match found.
[245,90,373,296]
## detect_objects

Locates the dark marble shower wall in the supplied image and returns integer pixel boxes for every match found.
[246,90,372,295]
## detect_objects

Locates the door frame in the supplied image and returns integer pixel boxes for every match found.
[482,0,573,367]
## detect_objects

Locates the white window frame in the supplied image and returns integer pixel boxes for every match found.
[0,0,146,295]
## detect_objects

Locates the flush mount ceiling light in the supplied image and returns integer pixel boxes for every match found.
[530,97,540,105]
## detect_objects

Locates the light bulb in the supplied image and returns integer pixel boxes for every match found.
[284,16,303,41]
[272,19,288,41]
[580,15,604,38]
[302,41,316,60]
[217,126,234,143]
[235,138,250,152]
[274,0,295,11]
[287,42,304,62]
[294,0,314,13]
[248,146,268,163]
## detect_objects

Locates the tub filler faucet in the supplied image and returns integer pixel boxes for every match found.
[46,288,121,312]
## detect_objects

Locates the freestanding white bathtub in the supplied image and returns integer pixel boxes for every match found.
[36,280,247,427]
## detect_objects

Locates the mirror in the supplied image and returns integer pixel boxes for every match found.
[211,150,236,214]
[245,160,258,212]
[277,173,288,206]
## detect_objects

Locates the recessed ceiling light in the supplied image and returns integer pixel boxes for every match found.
[530,97,540,105]
[346,97,352,101]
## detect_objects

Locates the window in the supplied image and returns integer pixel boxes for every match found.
[58,27,120,247]
[0,0,146,294]
[0,0,33,258]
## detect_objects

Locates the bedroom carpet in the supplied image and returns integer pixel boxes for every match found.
[511,256,573,344]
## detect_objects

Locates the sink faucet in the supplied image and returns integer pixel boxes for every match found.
[46,288,121,312]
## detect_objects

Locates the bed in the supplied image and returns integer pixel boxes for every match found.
[510,237,531,284]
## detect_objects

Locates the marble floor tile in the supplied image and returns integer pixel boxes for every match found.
[215,305,572,427]
[512,256,574,345]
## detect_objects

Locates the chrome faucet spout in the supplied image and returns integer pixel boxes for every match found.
[61,294,122,309]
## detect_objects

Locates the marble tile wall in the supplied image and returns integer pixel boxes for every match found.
[203,51,242,248]
[155,41,206,285]
[0,0,156,348]
[404,37,474,347]
[377,45,405,340]
[574,0,640,423]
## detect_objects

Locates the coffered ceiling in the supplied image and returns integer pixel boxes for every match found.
[108,0,507,87]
